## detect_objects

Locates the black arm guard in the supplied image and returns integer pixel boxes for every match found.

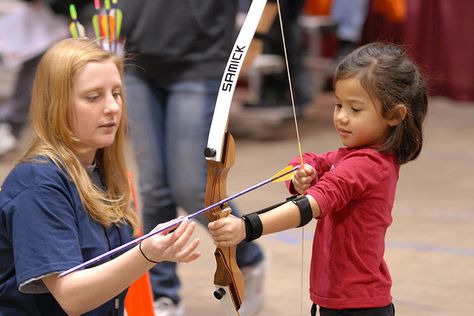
[290,195,313,227]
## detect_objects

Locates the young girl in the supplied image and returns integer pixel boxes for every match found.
[0,38,201,315]
[209,42,428,315]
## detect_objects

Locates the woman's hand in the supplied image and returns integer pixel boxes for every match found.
[292,164,317,194]
[143,218,201,263]
[208,215,246,248]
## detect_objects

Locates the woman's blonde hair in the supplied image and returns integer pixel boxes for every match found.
[23,38,138,231]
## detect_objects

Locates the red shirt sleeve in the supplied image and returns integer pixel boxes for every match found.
[286,150,339,195]
[307,149,394,218]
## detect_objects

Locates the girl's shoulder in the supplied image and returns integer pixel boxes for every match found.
[336,147,396,164]
[333,147,399,179]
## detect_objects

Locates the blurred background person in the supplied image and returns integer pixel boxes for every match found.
[0,0,93,158]
[330,0,369,63]
[243,0,315,116]
[119,0,277,315]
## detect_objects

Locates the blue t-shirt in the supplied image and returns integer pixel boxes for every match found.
[0,159,132,315]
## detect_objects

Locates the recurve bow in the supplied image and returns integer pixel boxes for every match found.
[203,0,276,314]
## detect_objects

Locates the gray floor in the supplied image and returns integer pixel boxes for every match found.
[1,90,473,315]
[175,94,474,316]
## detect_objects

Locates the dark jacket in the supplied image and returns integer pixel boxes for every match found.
[120,0,239,84]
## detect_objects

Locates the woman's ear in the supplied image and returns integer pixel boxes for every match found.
[387,104,408,126]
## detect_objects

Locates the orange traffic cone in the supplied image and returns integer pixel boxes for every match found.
[125,172,155,316]
[125,274,155,316]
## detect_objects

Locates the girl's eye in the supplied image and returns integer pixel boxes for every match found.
[113,91,122,99]
[334,103,342,109]
[351,107,361,113]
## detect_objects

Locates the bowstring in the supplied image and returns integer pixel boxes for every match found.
[275,0,304,166]
[275,1,305,315]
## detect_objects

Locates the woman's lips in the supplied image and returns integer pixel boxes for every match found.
[100,122,116,128]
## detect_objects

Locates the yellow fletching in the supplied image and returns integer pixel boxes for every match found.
[271,165,295,182]
[69,23,78,38]
[92,15,100,38]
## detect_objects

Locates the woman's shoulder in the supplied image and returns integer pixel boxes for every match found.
[12,157,66,180]
[1,157,70,198]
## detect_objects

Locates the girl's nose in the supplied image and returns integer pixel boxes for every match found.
[336,109,349,124]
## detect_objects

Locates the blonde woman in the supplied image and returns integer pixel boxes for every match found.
[0,38,200,315]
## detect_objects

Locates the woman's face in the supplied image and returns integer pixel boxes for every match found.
[70,59,122,164]
[333,77,391,149]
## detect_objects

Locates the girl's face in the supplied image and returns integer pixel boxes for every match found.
[333,77,392,149]
[70,59,122,164]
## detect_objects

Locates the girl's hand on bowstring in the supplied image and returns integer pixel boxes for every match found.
[142,218,201,263]
[208,214,245,248]
[292,164,317,195]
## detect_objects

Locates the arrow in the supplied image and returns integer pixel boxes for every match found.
[59,165,298,277]
[68,4,85,38]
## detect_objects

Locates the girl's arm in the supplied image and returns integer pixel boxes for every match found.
[209,195,320,248]
[261,194,320,234]
[42,218,200,315]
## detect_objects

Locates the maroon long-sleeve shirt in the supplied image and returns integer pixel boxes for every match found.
[288,147,399,309]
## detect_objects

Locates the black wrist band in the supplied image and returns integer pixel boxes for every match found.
[242,212,263,242]
[291,196,313,227]
[242,216,253,242]
[139,242,159,264]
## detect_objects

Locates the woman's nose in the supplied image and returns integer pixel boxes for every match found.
[104,95,120,114]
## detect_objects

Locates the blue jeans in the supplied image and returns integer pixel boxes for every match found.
[125,72,264,304]
[331,0,369,43]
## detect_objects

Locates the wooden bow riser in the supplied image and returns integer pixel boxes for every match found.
[204,133,245,311]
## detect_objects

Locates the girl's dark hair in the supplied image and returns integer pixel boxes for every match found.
[334,42,428,164]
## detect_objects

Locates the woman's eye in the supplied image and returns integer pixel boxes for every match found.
[113,91,122,99]
[334,103,342,109]
[86,95,100,102]
[351,107,361,113]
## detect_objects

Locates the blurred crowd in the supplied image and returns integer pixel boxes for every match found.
[0,0,413,158]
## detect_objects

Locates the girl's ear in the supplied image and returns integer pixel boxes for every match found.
[387,104,408,126]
